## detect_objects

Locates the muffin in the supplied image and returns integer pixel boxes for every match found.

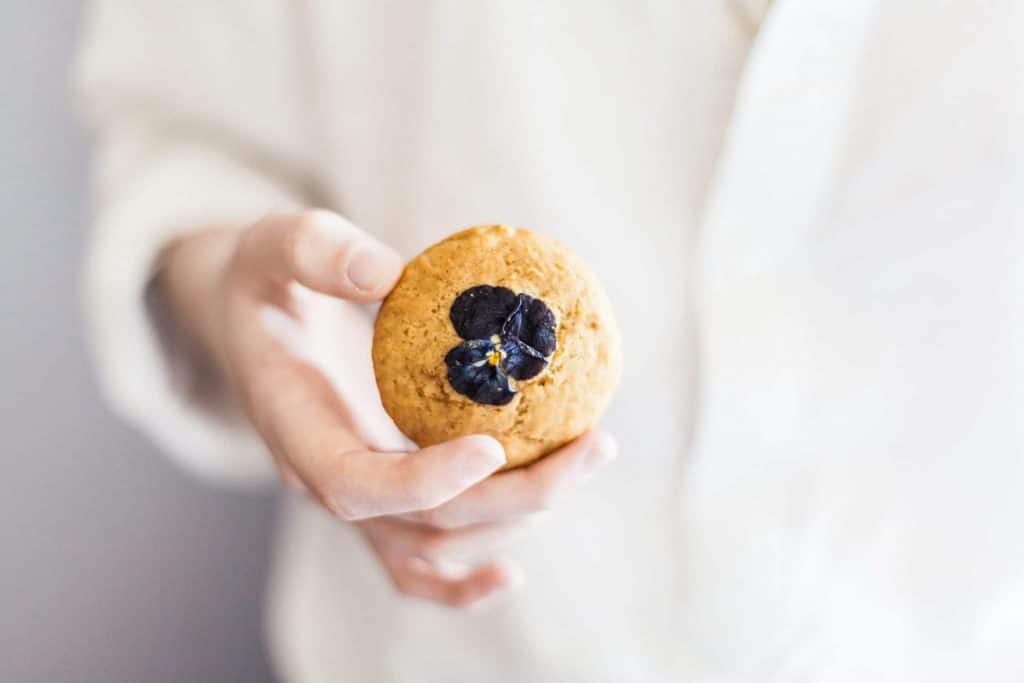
[372,225,622,469]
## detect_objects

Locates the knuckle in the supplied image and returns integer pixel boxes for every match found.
[235,219,266,261]
[415,507,444,528]
[526,468,576,512]
[449,585,477,609]
[319,490,361,521]
[418,507,460,530]
[529,486,560,513]
[225,239,250,282]
[230,221,273,285]
[309,450,375,522]
[401,478,449,513]
[390,573,415,597]
[276,467,305,492]
[416,531,450,560]
[283,215,318,273]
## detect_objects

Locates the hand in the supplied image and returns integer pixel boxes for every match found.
[359,429,617,607]
[159,210,616,607]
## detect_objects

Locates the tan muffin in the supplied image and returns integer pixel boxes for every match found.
[372,225,622,469]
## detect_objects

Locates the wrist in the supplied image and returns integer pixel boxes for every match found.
[156,226,243,373]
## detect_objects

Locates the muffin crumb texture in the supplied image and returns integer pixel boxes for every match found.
[372,225,622,469]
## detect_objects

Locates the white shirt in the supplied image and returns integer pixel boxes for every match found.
[76,1,1023,681]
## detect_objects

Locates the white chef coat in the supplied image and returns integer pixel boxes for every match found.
[75,1,1023,681]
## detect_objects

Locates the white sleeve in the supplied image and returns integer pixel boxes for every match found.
[74,1,318,484]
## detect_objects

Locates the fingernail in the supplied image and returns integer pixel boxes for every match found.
[525,511,551,527]
[582,432,618,473]
[457,435,506,482]
[347,244,402,291]
[503,564,527,590]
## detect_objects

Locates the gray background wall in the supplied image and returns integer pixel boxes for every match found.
[1,6,278,682]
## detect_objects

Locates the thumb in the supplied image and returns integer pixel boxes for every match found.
[243,209,404,302]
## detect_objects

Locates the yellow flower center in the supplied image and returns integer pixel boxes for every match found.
[487,335,505,366]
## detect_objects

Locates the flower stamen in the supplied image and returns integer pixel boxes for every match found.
[487,335,505,366]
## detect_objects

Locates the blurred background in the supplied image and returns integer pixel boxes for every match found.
[1,5,277,681]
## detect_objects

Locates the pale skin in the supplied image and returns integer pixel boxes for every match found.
[159,209,617,608]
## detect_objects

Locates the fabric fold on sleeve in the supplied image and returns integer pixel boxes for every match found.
[84,140,304,484]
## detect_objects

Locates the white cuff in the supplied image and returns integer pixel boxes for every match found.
[84,143,304,484]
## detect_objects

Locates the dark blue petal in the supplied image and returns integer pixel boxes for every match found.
[445,339,516,406]
[502,294,557,357]
[444,337,493,366]
[449,286,518,340]
[500,295,526,339]
[501,338,548,381]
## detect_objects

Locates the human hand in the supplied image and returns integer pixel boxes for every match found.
[159,210,616,606]
[359,429,617,607]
